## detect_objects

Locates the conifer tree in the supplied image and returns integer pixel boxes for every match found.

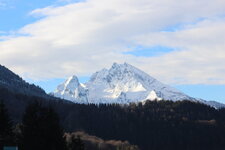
[0,100,13,150]
[21,101,66,150]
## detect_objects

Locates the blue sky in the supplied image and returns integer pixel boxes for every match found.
[0,0,225,103]
[124,45,176,57]
[0,0,80,31]
[0,0,53,31]
[175,85,225,102]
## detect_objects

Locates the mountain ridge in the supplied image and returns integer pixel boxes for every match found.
[53,62,225,108]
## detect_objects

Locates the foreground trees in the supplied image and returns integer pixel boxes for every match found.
[2,100,135,150]
[2,89,225,150]
[0,100,14,150]
[61,100,225,150]
[21,102,66,150]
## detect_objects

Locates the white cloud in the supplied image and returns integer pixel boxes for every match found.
[133,19,225,84]
[0,0,225,84]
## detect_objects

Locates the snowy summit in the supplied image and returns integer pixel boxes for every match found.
[52,63,225,108]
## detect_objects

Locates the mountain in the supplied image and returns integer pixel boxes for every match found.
[52,62,225,108]
[0,64,47,97]
[53,75,88,103]
[85,62,193,103]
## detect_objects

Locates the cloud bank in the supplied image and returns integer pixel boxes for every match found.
[1,0,225,84]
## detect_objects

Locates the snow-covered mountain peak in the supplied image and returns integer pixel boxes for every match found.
[89,62,156,85]
[52,63,225,108]
[54,63,192,103]
[54,75,88,103]
[55,75,79,92]
[65,75,80,88]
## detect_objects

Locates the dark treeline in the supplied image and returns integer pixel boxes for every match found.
[62,101,225,150]
[0,100,85,150]
[1,100,137,150]
[1,87,225,150]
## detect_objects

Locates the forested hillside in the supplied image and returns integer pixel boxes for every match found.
[1,87,225,150]
[0,65,47,98]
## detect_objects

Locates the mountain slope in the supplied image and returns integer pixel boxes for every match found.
[85,63,193,103]
[0,65,47,97]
